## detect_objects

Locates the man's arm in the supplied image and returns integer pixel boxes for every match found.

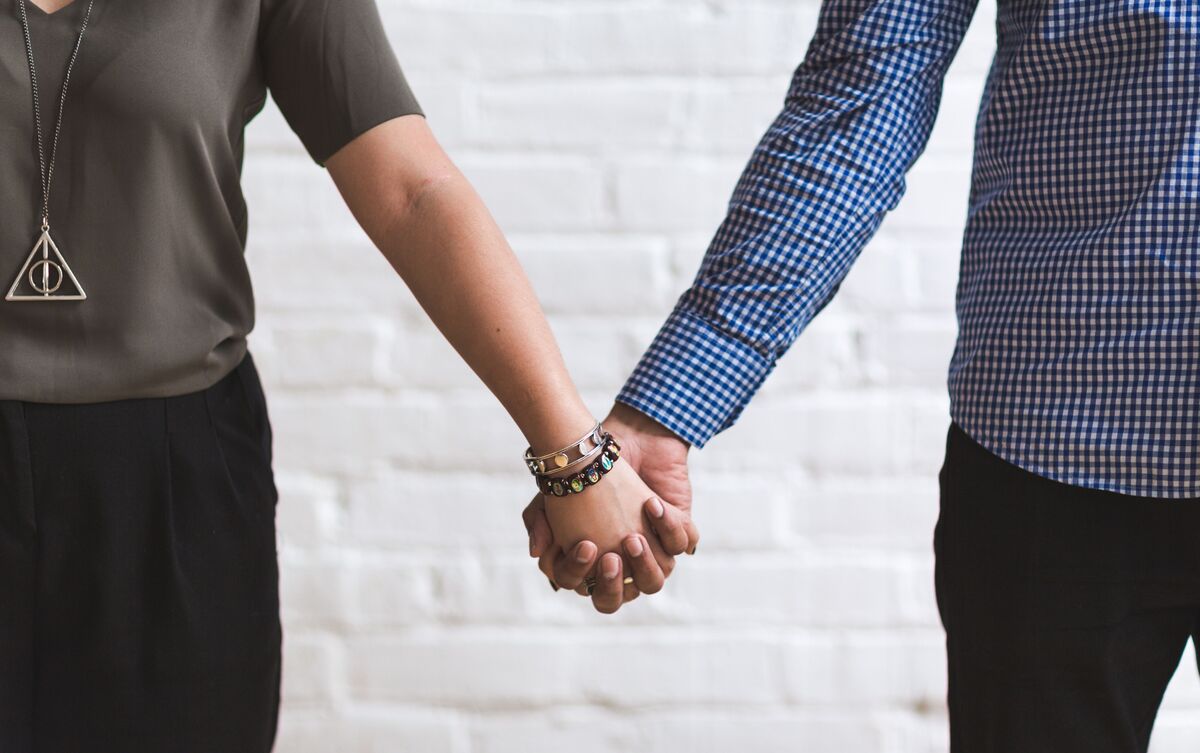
[616,0,982,448]
[527,0,982,599]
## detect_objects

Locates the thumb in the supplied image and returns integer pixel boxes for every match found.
[522,494,555,558]
[643,495,700,556]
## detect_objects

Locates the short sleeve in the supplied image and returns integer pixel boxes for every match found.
[258,0,424,167]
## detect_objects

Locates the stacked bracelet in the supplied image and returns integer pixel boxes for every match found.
[535,434,622,497]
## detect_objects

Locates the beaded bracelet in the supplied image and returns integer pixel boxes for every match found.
[536,434,622,497]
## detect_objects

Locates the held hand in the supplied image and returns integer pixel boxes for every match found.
[524,488,695,613]
[604,401,698,549]
[522,402,699,612]
[536,460,673,613]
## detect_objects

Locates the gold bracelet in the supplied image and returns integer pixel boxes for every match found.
[541,439,606,478]
[523,420,604,475]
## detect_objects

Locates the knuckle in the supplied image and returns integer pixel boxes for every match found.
[555,569,581,588]
[566,561,591,580]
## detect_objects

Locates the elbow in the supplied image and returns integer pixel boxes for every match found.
[397,169,462,222]
[379,168,464,241]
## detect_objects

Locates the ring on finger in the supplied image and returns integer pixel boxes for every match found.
[582,574,636,595]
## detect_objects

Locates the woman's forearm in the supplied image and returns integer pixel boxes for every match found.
[383,171,595,454]
[326,117,594,456]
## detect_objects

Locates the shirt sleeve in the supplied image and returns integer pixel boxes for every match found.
[614,0,980,449]
[258,0,424,167]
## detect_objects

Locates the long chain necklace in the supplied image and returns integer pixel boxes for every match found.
[6,0,96,302]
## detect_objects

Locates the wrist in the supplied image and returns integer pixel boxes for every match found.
[524,402,598,459]
[606,400,689,449]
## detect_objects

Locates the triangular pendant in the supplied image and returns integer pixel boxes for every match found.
[6,229,86,301]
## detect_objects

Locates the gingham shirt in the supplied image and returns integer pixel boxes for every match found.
[615,0,1200,499]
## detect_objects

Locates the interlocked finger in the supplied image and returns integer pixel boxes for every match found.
[552,541,597,591]
[623,534,666,594]
[643,496,693,556]
[589,553,625,614]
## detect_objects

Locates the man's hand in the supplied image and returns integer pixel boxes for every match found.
[522,402,699,612]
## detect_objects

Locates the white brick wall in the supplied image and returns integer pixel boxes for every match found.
[240,1,1200,751]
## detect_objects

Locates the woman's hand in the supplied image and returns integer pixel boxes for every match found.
[526,473,695,614]
[546,461,665,610]
[540,461,666,613]
[523,403,699,613]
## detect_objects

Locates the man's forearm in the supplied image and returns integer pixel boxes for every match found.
[615,0,980,450]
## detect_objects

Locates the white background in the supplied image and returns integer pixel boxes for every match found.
[239,1,1200,750]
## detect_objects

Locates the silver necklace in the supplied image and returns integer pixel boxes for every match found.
[6,0,95,302]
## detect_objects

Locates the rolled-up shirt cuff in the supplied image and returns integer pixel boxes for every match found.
[614,306,778,449]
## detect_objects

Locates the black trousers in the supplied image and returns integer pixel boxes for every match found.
[935,420,1200,752]
[0,352,281,753]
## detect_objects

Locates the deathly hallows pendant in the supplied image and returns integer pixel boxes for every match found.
[6,227,86,301]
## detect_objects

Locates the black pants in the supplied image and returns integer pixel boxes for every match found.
[0,352,281,753]
[935,420,1200,752]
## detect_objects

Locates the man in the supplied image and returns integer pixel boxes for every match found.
[525,1,1200,748]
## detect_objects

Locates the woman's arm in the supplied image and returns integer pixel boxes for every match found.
[325,114,591,456]
[322,113,673,613]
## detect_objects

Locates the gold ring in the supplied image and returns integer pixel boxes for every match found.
[583,575,635,594]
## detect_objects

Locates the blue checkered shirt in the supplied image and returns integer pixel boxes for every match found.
[615,0,1200,499]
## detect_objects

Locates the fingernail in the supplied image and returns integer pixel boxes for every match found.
[548,577,559,592]
[689,543,698,555]
[624,536,644,557]
[648,497,665,519]
[529,538,537,557]
[602,555,620,580]
[575,541,594,564]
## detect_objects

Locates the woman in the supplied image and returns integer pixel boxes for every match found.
[0,0,696,750]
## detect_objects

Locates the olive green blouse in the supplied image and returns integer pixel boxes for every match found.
[0,0,422,402]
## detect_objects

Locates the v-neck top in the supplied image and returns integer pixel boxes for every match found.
[0,0,422,403]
